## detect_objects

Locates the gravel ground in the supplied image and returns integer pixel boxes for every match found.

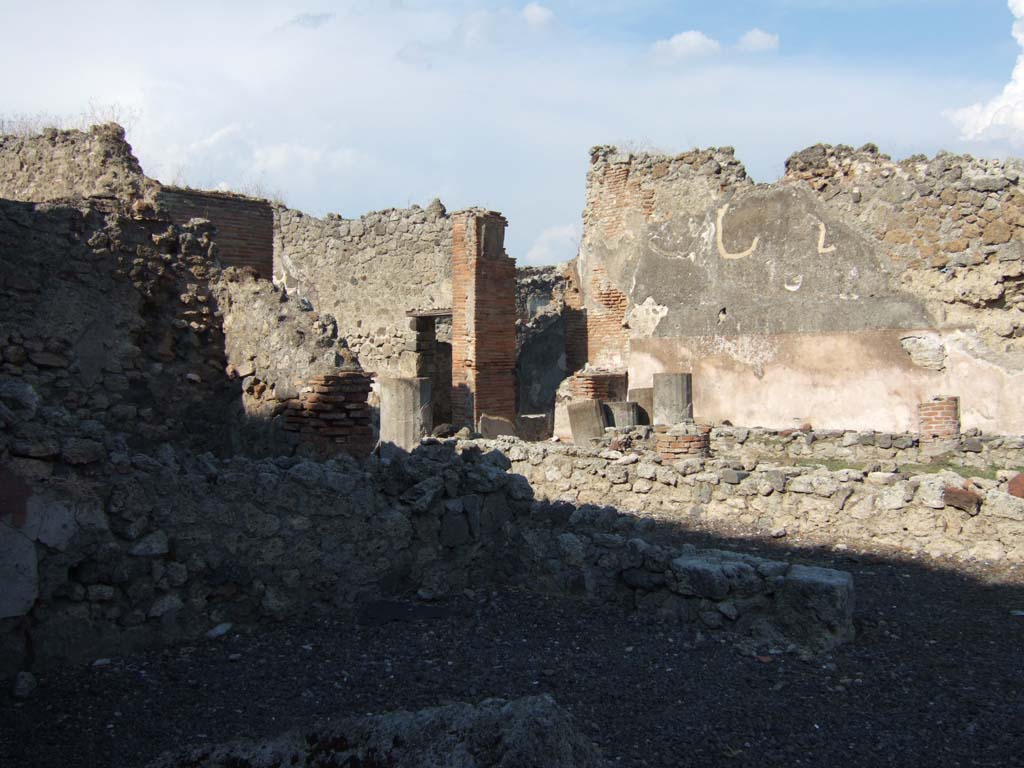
[2,542,1023,768]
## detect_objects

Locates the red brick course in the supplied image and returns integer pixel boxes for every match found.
[654,425,711,460]
[157,188,274,279]
[918,396,960,441]
[282,373,374,457]
[568,371,629,402]
[587,162,656,241]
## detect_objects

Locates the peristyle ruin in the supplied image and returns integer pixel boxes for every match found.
[1,123,1023,766]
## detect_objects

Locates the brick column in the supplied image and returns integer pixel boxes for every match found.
[451,210,517,428]
[655,423,711,460]
[568,371,628,401]
[918,396,960,441]
[282,372,374,458]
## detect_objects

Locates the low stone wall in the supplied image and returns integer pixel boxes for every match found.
[495,440,1024,564]
[146,694,606,768]
[0,441,526,677]
[1,425,858,675]
[512,499,854,649]
[709,426,1024,472]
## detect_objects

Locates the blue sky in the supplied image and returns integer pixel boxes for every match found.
[2,0,1024,264]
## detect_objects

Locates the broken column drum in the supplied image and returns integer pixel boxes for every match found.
[567,400,607,445]
[379,377,433,453]
[653,373,693,426]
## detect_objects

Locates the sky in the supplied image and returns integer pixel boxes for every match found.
[2,0,1024,264]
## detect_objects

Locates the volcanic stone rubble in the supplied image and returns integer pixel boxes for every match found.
[143,694,607,768]
[491,434,1024,564]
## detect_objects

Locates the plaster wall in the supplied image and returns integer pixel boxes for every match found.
[629,330,1024,433]
[575,144,1024,432]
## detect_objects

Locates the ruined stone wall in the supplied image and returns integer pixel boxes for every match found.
[0,441,526,677]
[0,123,154,203]
[709,426,1024,472]
[0,197,370,464]
[576,144,1024,434]
[502,474,852,648]
[0,197,237,460]
[157,188,274,278]
[516,265,569,417]
[498,439,1024,564]
[0,430,855,674]
[273,201,453,379]
[213,270,374,457]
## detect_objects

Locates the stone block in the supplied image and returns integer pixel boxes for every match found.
[627,387,653,425]
[567,400,607,445]
[478,413,516,439]
[604,401,640,428]
[669,556,728,599]
[775,565,855,649]
[380,377,432,453]
[719,468,750,485]
[652,373,693,426]
[984,490,1024,522]
[0,520,38,619]
[515,414,551,442]
[942,485,981,514]
[1009,473,1024,499]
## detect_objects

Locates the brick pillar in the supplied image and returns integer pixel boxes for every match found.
[282,372,374,458]
[451,210,517,428]
[918,396,960,441]
[654,423,711,460]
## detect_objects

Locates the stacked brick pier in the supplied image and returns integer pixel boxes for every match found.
[918,396,960,441]
[568,371,628,402]
[451,209,517,429]
[283,373,374,457]
[655,424,711,460]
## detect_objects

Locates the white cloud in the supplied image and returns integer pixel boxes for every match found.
[0,1,994,265]
[286,13,333,30]
[738,28,780,52]
[526,223,581,264]
[653,30,721,60]
[522,3,554,28]
[949,0,1024,144]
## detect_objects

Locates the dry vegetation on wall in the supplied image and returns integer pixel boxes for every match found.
[0,103,141,138]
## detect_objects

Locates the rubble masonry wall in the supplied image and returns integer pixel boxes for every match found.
[273,202,453,379]
[498,439,1024,564]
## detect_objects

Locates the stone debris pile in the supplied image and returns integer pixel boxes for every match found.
[144,694,608,768]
